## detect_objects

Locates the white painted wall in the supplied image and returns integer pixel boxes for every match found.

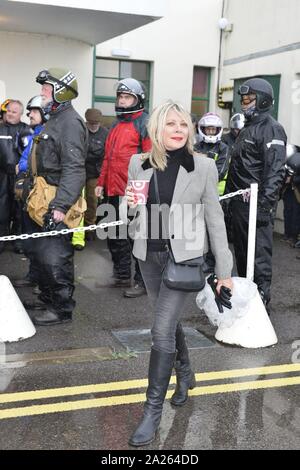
[220,0,300,145]
[223,0,300,59]
[0,31,93,121]
[218,0,300,231]
[96,0,223,111]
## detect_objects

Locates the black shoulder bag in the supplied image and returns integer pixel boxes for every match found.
[153,170,206,292]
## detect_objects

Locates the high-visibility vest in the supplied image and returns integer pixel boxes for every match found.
[218,173,228,196]
[72,188,86,247]
[213,153,227,196]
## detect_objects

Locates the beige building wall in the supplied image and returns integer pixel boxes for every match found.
[0,0,166,121]
[96,0,224,111]
[0,31,93,121]
[220,0,300,146]
[219,0,300,233]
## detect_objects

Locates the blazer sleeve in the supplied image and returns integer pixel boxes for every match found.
[201,159,233,279]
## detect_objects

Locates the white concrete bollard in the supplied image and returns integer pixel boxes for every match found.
[215,290,278,348]
[0,275,36,342]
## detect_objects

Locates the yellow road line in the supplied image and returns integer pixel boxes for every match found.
[0,362,299,404]
[0,376,299,420]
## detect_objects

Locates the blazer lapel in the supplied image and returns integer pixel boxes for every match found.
[138,152,194,203]
[138,166,153,181]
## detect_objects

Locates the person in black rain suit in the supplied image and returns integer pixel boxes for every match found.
[0,100,29,254]
[226,78,287,306]
[194,112,229,196]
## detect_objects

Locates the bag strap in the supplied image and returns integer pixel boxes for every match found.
[153,169,171,254]
[30,142,38,176]
[153,169,161,205]
[30,122,50,177]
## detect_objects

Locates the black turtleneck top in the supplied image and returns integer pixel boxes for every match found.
[146,147,187,251]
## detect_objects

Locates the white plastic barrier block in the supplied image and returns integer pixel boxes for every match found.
[197,277,278,348]
[215,290,277,348]
[0,275,36,342]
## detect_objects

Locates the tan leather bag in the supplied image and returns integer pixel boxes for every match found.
[27,176,87,229]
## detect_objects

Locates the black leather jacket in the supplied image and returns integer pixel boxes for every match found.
[194,140,229,181]
[226,112,287,208]
[0,121,30,172]
[30,103,87,214]
[222,131,236,149]
[86,126,108,179]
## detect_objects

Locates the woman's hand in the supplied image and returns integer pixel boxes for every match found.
[95,185,104,199]
[125,185,138,208]
[216,278,233,295]
[52,209,65,223]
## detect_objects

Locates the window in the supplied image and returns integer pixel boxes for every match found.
[191,67,211,119]
[93,57,151,128]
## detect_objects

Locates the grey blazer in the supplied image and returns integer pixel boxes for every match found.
[122,152,233,279]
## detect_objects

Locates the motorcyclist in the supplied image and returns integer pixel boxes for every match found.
[95,78,151,298]
[23,68,87,326]
[0,99,29,253]
[222,113,245,149]
[194,112,230,195]
[226,78,287,306]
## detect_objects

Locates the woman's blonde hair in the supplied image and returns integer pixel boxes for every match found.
[146,100,195,170]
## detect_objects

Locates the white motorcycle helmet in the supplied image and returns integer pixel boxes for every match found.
[230,113,245,130]
[198,112,223,144]
[286,143,297,159]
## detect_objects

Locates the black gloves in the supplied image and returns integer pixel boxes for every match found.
[257,205,272,228]
[43,211,58,231]
[207,274,232,313]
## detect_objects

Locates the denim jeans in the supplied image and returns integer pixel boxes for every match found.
[139,251,189,353]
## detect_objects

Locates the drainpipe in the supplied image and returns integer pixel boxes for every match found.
[92,45,96,107]
[216,0,226,109]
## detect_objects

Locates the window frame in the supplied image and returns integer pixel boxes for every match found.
[191,66,211,117]
[93,56,151,126]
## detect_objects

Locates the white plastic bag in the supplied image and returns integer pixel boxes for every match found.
[196,276,257,328]
[196,276,278,347]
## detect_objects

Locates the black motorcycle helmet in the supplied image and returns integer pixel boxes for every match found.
[115,78,145,115]
[285,152,300,176]
[238,78,274,112]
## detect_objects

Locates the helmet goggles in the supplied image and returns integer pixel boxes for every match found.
[238,84,256,104]
[238,84,252,95]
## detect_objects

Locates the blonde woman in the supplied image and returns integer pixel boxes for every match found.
[125,100,233,446]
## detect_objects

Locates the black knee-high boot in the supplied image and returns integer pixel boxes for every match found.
[171,323,196,406]
[128,348,175,447]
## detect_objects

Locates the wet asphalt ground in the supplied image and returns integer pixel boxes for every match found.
[0,233,299,450]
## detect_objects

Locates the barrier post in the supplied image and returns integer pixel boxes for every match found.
[246,183,258,280]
